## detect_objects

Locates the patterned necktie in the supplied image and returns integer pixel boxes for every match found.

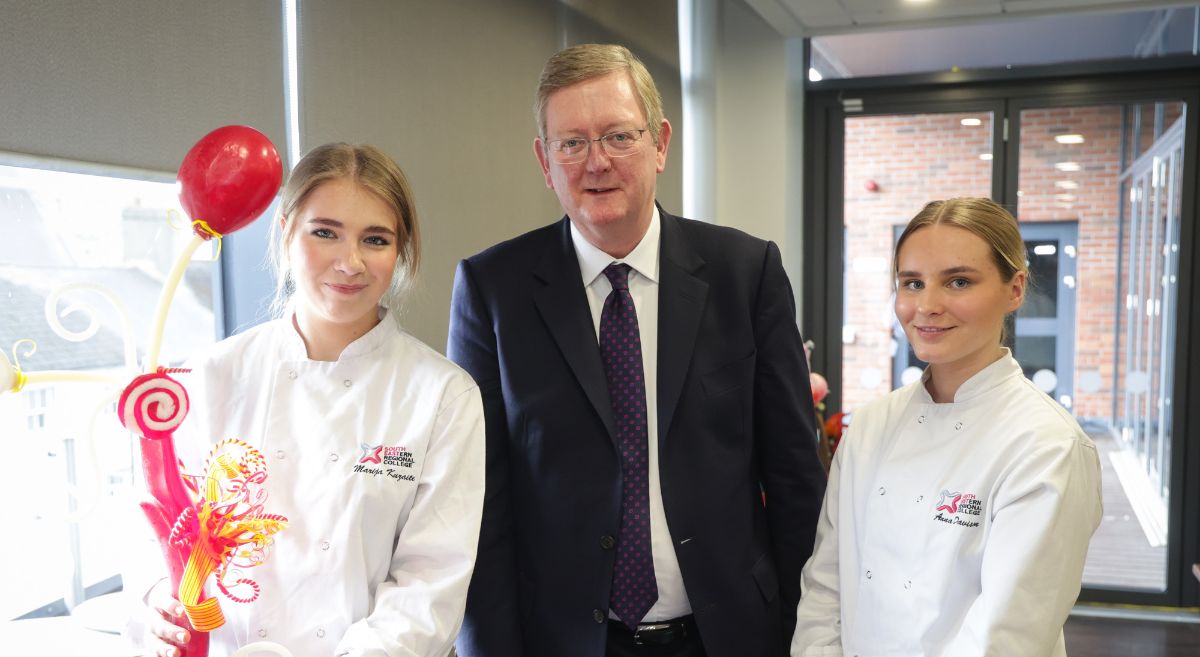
[600,263,658,629]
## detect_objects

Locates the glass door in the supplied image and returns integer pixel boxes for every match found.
[1013,100,1186,593]
[1012,221,1078,406]
[808,81,1197,605]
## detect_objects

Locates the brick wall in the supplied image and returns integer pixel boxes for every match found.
[843,112,992,412]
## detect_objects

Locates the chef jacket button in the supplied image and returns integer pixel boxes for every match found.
[878,487,886,495]
[904,580,912,590]
[321,540,331,551]
[275,449,286,460]
[343,379,353,388]
[288,370,297,380]
[316,628,326,638]
[955,421,963,430]
[917,495,924,503]
[258,628,268,638]
[329,453,339,462]
[917,415,925,423]
[600,535,615,550]
[592,609,606,623]
[865,570,872,579]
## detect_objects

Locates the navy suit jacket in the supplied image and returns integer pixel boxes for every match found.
[449,208,825,657]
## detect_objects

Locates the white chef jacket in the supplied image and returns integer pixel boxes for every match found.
[172,312,485,657]
[792,350,1102,657]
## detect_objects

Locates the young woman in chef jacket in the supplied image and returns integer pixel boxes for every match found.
[791,197,1102,657]
[140,143,485,657]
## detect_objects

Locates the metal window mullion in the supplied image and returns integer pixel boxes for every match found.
[1157,144,1183,498]
[1132,174,1150,467]
[1121,180,1140,448]
[1145,157,1165,489]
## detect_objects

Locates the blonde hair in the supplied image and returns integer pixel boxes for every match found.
[268,143,420,319]
[894,197,1029,341]
[534,43,665,143]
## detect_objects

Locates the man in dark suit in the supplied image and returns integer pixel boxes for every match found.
[449,44,825,657]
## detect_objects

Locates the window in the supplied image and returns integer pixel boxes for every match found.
[25,386,52,431]
[0,159,218,619]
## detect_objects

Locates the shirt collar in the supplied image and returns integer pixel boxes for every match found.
[569,206,661,287]
[918,347,1024,404]
[278,305,394,361]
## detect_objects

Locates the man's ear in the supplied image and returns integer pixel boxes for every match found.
[533,138,553,189]
[654,119,672,174]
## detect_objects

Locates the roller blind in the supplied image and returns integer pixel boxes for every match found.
[0,0,287,173]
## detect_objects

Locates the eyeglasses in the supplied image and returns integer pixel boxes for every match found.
[544,129,648,164]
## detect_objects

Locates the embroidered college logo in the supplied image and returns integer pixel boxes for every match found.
[935,490,962,514]
[352,443,418,483]
[932,489,983,528]
[358,443,384,464]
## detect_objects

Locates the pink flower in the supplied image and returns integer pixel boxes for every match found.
[810,372,829,405]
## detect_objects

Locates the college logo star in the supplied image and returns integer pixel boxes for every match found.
[358,443,384,464]
[935,489,962,514]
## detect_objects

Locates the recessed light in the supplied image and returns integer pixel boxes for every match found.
[1055,180,1079,190]
[979,153,993,161]
[1034,244,1058,256]
[1055,161,1081,172]
[808,67,823,82]
[961,118,982,127]
[1055,134,1085,144]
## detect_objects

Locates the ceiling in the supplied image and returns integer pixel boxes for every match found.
[741,0,1198,78]
[744,0,1194,36]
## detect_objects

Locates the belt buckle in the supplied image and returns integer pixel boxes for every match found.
[633,622,681,647]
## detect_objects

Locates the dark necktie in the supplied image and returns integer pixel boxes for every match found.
[600,263,658,629]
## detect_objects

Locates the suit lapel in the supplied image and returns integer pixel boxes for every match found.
[657,211,708,441]
[533,218,618,445]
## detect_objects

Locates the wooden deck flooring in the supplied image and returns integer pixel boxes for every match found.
[1082,431,1167,591]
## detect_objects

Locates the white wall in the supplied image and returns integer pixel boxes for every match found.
[716,0,790,247]
[708,0,806,317]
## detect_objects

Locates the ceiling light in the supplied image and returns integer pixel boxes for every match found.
[1033,244,1058,256]
[1055,193,1076,202]
[961,118,982,127]
[1055,180,1079,190]
[808,67,823,82]
[979,153,993,161]
[1055,134,1085,144]
[1056,161,1081,172]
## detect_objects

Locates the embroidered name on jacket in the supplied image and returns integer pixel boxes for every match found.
[355,443,416,482]
[932,489,982,528]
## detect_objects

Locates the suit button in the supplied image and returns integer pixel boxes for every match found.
[592,609,606,624]
[600,535,615,550]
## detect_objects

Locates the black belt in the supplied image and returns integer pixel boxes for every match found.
[607,615,695,647]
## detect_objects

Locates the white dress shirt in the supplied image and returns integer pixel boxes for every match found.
[168,312,485,657]
[792,350,1102,657]
[569,208,692,622]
